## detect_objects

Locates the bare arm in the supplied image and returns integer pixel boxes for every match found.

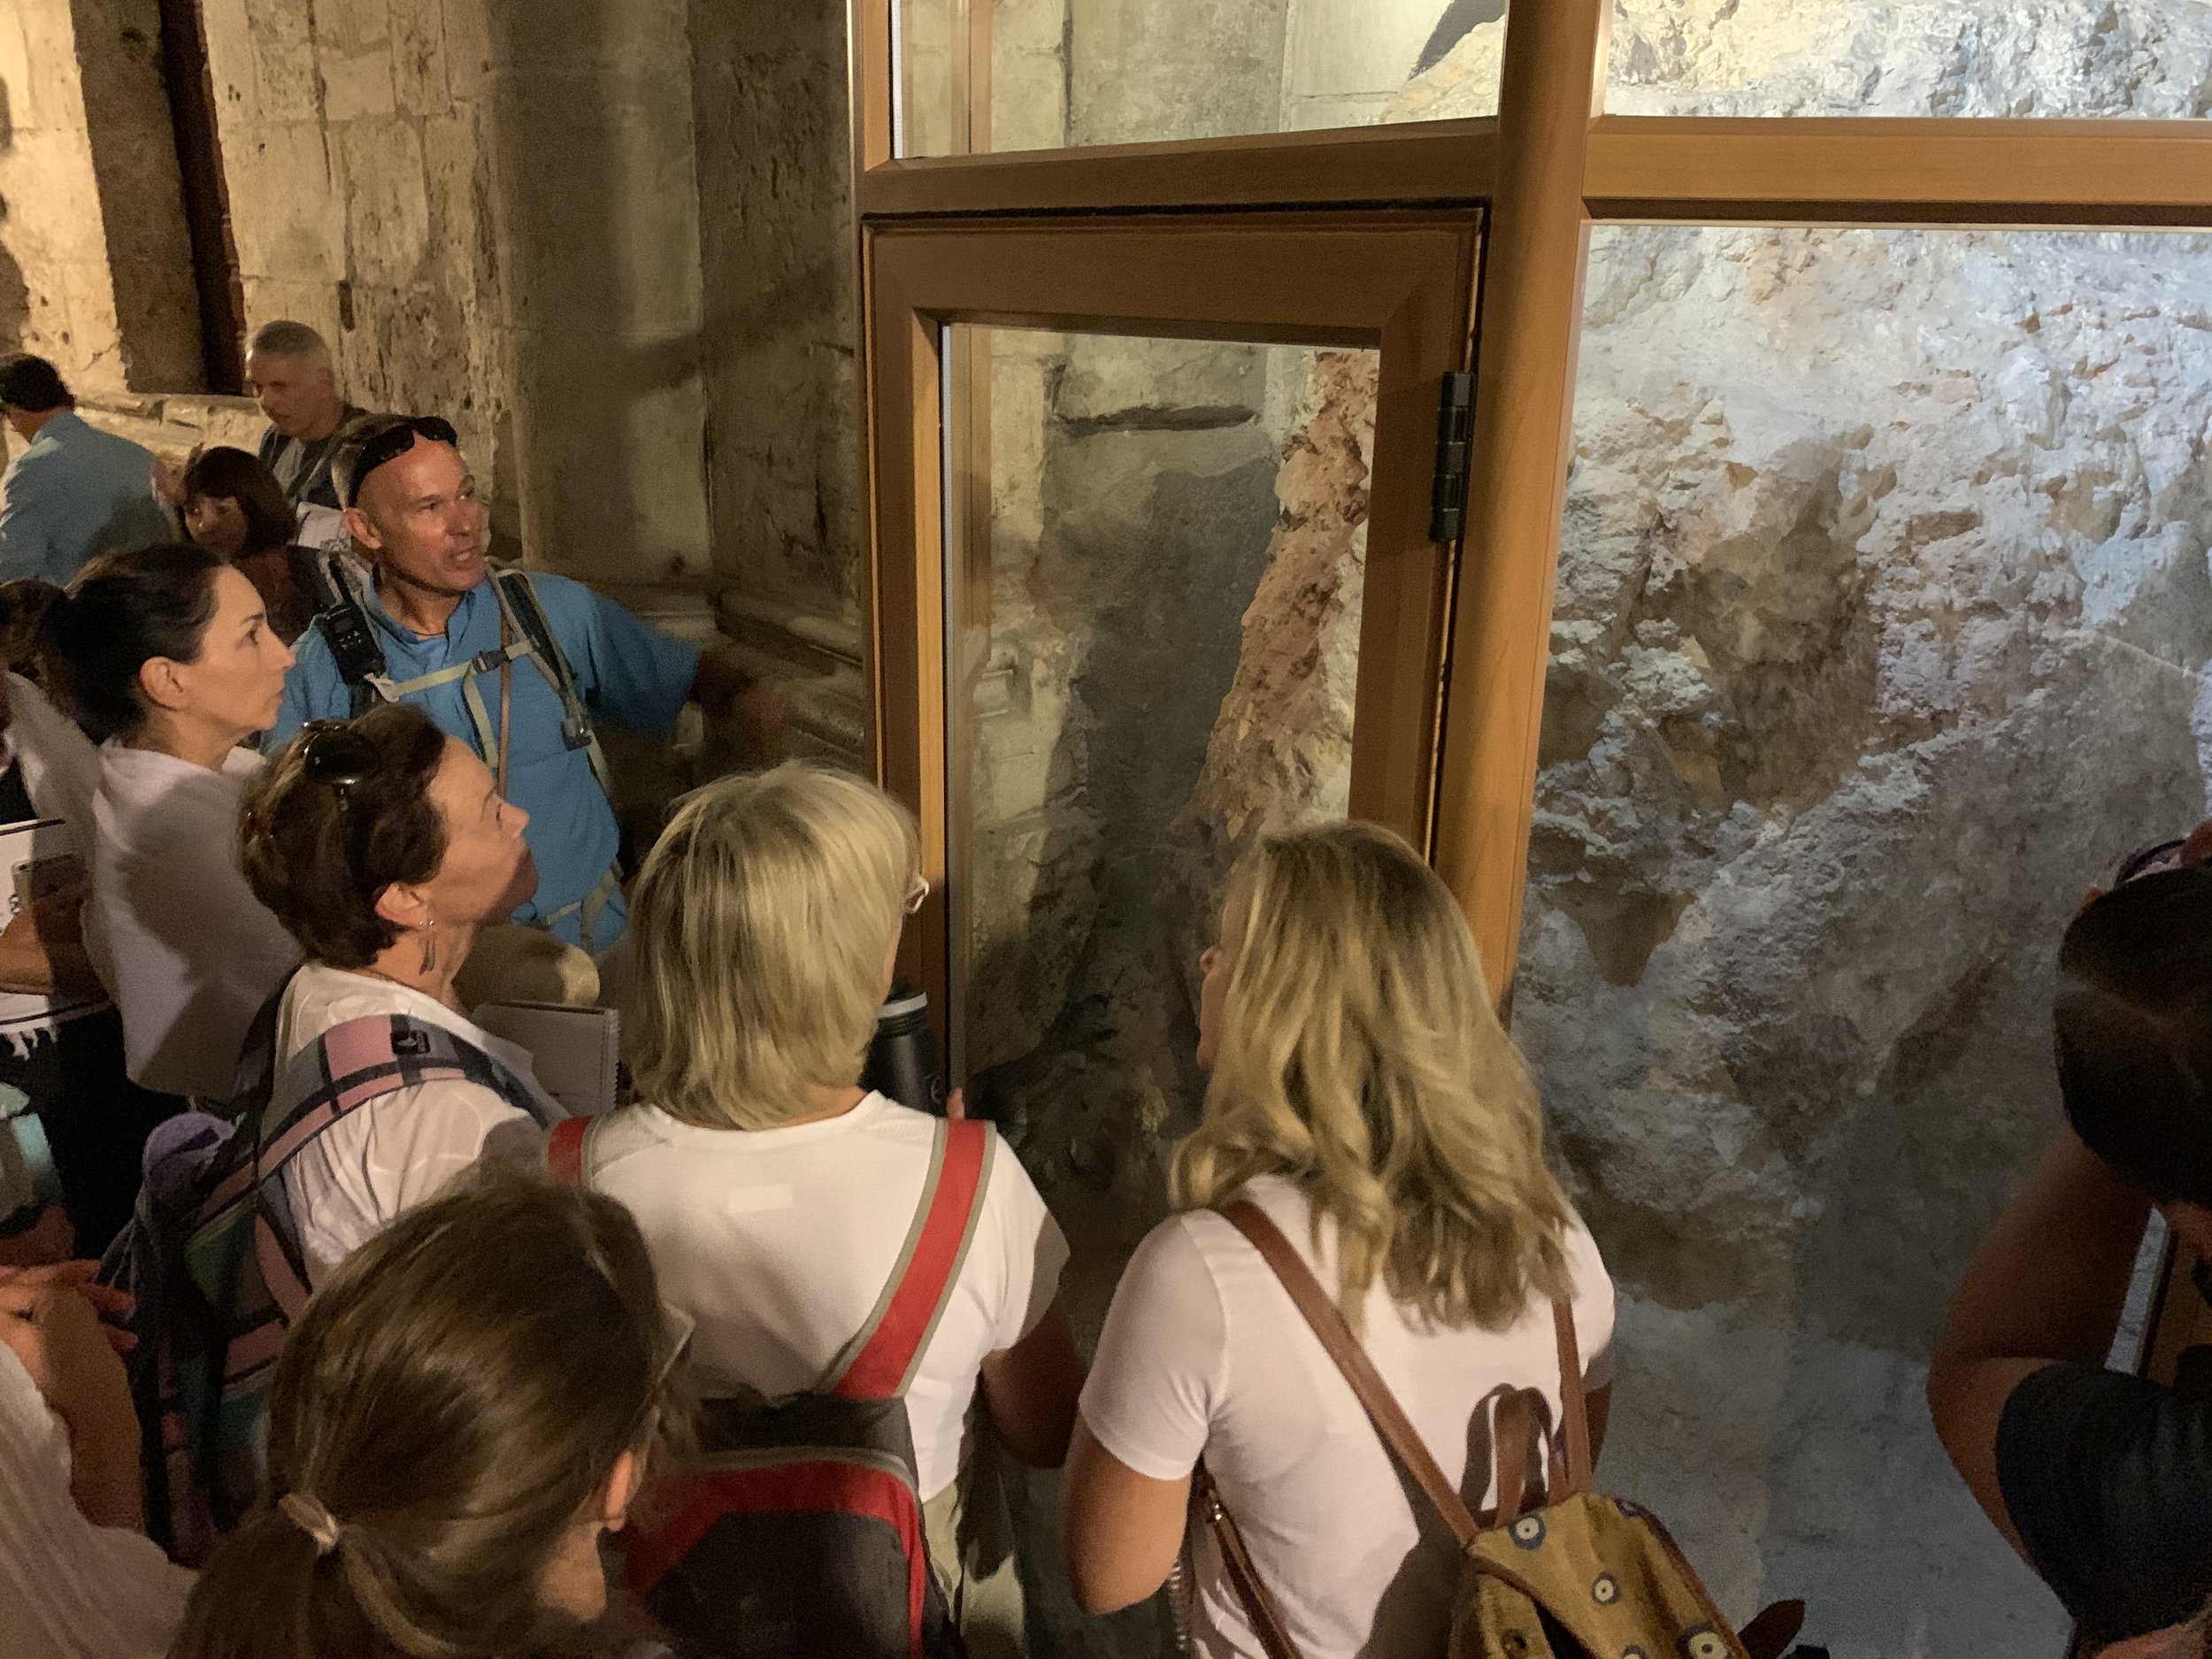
[1928,1129,2152,1558]
[978,1295,1085,1469]
[1059,1417,1189,1617]
[0,1270,144,1532]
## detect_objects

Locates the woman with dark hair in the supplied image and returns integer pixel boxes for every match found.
[0,579,61,686]
[170,1166,682,1659]
[241,703,556,1283]
[45,543,299,1102]
[176,446,319,643]
[1932,861,2212,1657]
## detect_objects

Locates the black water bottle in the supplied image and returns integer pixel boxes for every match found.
[863,979,946,1115]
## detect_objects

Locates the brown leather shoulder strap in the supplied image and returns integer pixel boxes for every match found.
[1552,1300,1594,1494]
[1194,1463,1305,1659]
[1219,1201,1481,1548]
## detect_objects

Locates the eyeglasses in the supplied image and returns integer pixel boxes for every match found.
[342,415,459,509]
[904,874,930,916]
[299,720,377,794]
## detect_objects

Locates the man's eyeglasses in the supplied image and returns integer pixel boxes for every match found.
[342,415,459,510]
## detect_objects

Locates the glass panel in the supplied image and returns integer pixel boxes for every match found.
[895,0,1507,158]
[1607,1,2212,116]
[1532,224,2212,1652]
[947,327,1377,1292]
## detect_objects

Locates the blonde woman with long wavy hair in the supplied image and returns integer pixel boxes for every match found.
[1060,821,1616,1659]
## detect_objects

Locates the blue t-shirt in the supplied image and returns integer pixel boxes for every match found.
[0,413,171,584]
[269,570,701,950]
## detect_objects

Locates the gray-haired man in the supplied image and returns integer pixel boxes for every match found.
[245,320,366,511]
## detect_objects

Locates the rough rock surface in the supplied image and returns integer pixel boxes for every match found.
[1403,7,2212,1651]
[1526,225,2209,1653]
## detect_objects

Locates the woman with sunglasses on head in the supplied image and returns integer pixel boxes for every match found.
[240,703,559,1285]
[171,1164,682,1659]
[42,544,301,1104]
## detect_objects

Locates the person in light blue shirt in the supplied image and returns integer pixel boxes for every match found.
[0,357,170,585]
[268,414,785,952]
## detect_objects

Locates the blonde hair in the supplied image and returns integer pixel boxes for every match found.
[626,761,920,1129]
[1174,821,1572,1329]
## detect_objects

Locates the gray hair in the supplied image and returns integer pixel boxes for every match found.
[246,320,333,368]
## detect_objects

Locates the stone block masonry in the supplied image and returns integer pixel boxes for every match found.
[0,0,202,390]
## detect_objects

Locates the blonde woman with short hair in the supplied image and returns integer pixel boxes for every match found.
[580,762,1083,1653]
[1060,822,1617,1659]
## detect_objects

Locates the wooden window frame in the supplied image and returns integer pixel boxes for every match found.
[866,213,1481,1014]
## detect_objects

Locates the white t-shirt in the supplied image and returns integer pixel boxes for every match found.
[1079,1175,1616,1659]
[583,1094,1070,1500]
[274,964,551,1284]
[0,1342,195,1658]
[88,741,300,1098]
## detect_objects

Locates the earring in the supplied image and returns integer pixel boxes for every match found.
[420,918,438,976]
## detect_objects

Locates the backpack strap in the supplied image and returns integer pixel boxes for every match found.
[490,568,618,804]
[1192,1462,1307,1659]
[828,1117,993,1402]
[1219,1200,1486,1546]
[547,1114,593,1187]
[1551,1299,1594,1494]
[241,1014,565,1318]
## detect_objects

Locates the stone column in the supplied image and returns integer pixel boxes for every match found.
[483,0,710,582]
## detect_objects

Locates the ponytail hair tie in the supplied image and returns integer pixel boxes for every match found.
[279,1491,342,1555]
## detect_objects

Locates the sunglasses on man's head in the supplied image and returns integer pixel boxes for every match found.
[342,415,460,510]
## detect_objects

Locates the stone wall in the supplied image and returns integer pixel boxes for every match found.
[188,0,711,579]
[687,0,862,613]
[0,0,202,388]
[193,0,503,472]
[481,0,710,584]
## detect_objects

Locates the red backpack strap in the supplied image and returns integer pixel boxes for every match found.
[547,1116,592,1187]
[830,1118,993,1402]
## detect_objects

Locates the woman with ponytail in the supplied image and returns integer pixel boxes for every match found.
[45,544,299,1101]
[1060,822,1617,1659]
[169,1164,682,1659]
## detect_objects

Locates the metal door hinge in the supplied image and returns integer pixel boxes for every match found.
[1430,371,1474,542]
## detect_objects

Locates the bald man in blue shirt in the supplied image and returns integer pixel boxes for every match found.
[269,414,784,952]
[0,357,169,584]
